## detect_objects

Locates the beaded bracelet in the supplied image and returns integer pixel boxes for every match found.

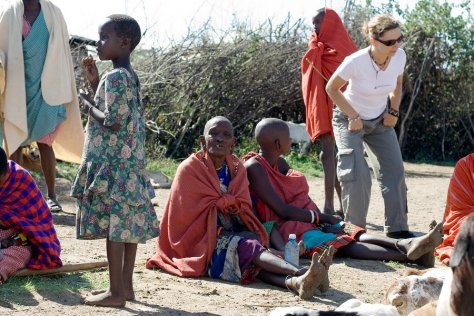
[309,210,319,224]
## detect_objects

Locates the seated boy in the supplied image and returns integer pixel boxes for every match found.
[0,147,62,283]
[243,118,443,267]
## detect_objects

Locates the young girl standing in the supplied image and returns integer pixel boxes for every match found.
[71,14,159,307]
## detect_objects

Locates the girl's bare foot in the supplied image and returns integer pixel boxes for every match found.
[286,252,329,299]
[123,286,135,301]
[85,290,126,307]
[399,221,444,260]
[91,289,135,301]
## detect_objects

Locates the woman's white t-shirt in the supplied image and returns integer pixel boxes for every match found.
[333,47,406,120]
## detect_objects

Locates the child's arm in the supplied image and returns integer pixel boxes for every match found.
[78,91,120,132]
[244,158,339,225]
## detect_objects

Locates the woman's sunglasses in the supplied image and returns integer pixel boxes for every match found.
[375,34,404,46]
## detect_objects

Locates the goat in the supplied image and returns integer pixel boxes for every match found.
[269,299,399,316]
[286,121,312,154]
[384,267,448,316]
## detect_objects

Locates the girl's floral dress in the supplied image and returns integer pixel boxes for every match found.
[71,68,159,243]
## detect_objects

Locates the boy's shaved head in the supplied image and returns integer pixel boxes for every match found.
[255,118,289,150]
[203,116,234,135]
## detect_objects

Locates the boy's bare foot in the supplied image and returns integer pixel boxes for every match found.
[399,221,443,260]
[85,290,126,307]
[298,241,306,256]
[287,252,329,299]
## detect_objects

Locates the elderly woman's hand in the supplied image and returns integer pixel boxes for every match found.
[383,112,398,127]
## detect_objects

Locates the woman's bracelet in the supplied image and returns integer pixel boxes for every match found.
[309,210,315,223]
[388,107,399,118]
[348,115,360,123]
[88,105,94,115]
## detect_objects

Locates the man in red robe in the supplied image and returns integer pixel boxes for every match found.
[301,8,357,218]
[435,153,474,265]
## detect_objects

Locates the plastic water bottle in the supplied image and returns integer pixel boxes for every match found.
[284,233,299,266]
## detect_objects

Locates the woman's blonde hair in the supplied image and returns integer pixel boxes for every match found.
[363,14,400,39]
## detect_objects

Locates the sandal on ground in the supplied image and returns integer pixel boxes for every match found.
[47,198,63,213]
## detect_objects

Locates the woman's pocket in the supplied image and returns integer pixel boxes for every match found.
[337,148,355,182]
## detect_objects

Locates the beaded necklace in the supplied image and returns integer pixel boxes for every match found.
[368,47,389,80]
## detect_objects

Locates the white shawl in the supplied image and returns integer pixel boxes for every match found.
[0,0,84,163]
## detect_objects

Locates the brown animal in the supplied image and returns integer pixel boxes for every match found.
[19,143,42,172]
[384,267,448,316]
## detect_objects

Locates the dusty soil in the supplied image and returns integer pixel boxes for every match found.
[1,162,454,315]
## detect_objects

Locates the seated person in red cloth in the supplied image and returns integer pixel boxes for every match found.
[146,116,333,299]
[435,153,474,265]
[0,147,62,283]
[243,118,442,267]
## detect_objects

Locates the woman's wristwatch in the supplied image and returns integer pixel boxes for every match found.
[388,107,399,118]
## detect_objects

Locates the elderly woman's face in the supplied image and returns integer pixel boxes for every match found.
[202,120,235,159]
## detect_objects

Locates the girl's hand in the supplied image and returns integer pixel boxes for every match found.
[82,56,99,87]
[348,116,363,131]
[383,112,398,127]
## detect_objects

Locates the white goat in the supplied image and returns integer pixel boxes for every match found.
[270,299,399,316]
[385,268,448,316]
[286,121,311,154]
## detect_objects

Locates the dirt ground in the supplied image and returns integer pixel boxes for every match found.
[1,161,455,315]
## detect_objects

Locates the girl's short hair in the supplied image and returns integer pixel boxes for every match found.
[107,14,141,50]
[363,14,400,39]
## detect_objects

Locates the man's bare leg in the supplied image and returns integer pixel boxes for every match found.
[319,134,336,215]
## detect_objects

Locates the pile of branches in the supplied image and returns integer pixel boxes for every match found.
[135,18,309,159]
